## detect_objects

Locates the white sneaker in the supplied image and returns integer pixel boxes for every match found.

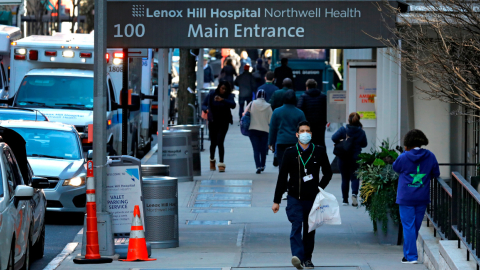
[291,256,304,269]
[401,257,418,264]
[352,194,358,207]
[342,202,349,206]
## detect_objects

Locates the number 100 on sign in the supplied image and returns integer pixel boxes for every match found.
[114,24,145,38]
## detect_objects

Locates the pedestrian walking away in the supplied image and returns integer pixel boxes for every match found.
[239,50,252,74]
[203,55,215,88]
[268,90,306,169]
[202,81,236,172]
[269,78,293,111]
[219,58,238,89]
[272,120,333,269]
[331,112,367,206]
[245,89,272,174]
[297,79,327,147]
[235,64,256,120]
[256,71,279,102]
[393,129,440,264]
[274,58,294,89]
[253,58,268,91]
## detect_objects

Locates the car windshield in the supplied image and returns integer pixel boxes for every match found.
[0,111,47,121]
[15,75,93,109]
[9,128,81,160]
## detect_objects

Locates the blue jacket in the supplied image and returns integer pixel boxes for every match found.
[393,148,440,206]
[257,82,279,102]
[204,65,214,83]
[331,125,368,160]
[268,104,306,146]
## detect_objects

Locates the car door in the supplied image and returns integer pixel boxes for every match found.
[2,148,28,265]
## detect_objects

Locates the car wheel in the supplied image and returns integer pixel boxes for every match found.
[7,238,14,270]
[31,224,45,260]
[20,234,30,270]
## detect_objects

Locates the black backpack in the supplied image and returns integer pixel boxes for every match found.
[333,132,355,160]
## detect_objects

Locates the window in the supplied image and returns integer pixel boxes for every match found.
[2,150,15,197]
[108,79,116,110]
[1,63,6,89]
[6,149,24,186]
[15,75,94,109]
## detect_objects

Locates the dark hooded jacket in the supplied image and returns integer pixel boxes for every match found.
[202,89,236,124]
[331,125,368,160]
[393,148,440,206]
[297,88,327,133]
[274,64,294,89]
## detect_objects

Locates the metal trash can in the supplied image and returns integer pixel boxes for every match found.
[162,130,193,182]
[141,164,170,177]
[143,176,179,249]
[170,125,201,176]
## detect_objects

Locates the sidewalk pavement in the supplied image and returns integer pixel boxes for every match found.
[56,104,427,270]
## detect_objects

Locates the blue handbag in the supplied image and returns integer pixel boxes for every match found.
[240,111,251,136]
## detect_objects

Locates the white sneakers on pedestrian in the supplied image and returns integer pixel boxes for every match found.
[291,256,304,269]
[352,194,358,207]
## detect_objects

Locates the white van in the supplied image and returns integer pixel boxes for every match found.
[0,25,21,99]
[6,33,153,156]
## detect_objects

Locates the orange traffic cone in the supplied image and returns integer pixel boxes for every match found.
[120,205,156,261]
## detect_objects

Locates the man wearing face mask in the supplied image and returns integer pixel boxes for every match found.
[272,120,333,270]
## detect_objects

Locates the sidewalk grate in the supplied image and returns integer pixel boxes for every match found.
[191,209,233,213]
[194,203,251,208]
[186,220,231,225]
[199,187,252,193]
[196,194,252,201]
[201,180,252,186]
[234,267,360,270]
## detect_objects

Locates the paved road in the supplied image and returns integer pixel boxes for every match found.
[31,212,84,270]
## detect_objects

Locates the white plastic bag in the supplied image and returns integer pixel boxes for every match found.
[308,187,341,232]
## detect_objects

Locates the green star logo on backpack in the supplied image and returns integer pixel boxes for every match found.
[408,165,426,187]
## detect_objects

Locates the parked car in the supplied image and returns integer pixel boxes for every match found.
[0,126,48,270]
[0,121,86,213]
[0,107,48,121]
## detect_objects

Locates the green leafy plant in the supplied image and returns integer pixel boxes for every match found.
[357,140,400,234]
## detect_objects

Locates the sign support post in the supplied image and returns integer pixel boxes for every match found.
[122,48,129,155]
[92,0,115,257]
[157,49,167,164]
[196,48,204,123]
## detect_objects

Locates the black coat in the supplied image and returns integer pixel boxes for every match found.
[297,88,327,132]
[273,144,333,203]
[202,90,236,124]
[220,65,238,88]
[274,65,294,89]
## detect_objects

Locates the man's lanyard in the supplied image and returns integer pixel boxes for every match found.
[296,143,315,173]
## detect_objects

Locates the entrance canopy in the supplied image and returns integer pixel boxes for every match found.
[106,0,407,49]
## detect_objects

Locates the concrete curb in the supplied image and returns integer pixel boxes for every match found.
[43,229,82,270]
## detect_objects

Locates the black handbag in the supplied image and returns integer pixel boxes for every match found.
[333,135,355,160]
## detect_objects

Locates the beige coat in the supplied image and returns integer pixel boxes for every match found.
[247,98,272,133]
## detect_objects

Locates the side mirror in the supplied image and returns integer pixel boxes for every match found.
[87,150,93,160]
[31,177,50,189]
[15,185,34,200]
[0,96,13,106]
[128,94,141,111]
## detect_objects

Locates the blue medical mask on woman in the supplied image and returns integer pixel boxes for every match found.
[299,132,312,144]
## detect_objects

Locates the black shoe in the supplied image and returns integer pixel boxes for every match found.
[260,167,265,171]
[273,157,278,167]
[304,260,314,269]
[401,257,418,264]
[256,168,262,174]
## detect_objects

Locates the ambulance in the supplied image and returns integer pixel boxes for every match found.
[6,33,153,156]
[0,25,21,99]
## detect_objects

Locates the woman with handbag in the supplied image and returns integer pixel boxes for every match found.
[202,81,236,172]
[332,112,368,206]
[244,89,272,174]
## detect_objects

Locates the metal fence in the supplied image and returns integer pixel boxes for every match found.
[451,172,480,268]
[426,177,453,240]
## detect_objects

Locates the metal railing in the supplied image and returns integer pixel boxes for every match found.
[426,177,453,240]
[451,171,480,268]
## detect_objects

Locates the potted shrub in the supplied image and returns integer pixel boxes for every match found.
[357,140,402,245]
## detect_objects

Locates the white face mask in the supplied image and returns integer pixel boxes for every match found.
[298,132,312,144]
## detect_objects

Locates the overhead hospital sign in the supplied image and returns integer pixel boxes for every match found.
[107,0,402,48]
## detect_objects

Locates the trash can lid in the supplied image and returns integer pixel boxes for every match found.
[142,176,178,181]
[163,129,191,134]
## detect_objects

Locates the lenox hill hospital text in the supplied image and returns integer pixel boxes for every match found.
[145,7,363,38]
